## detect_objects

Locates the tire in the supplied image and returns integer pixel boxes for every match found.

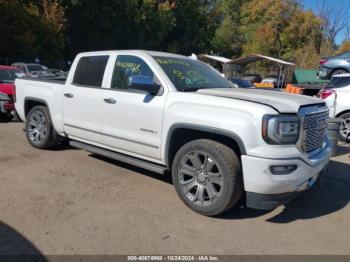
[25,106,60,149]
[171,139,243,216]
[330,69,348,79]
[339,112,350,142]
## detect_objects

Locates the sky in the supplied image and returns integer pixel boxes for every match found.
[303,0,350,44]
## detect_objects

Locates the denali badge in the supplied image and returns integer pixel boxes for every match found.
[140,128,158,134]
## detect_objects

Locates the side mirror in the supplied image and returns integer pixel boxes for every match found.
[128,75,161,95]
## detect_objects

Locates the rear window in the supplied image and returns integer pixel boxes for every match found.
[0,69,24,83]
[327,77,350,89]
[73,56,109,87]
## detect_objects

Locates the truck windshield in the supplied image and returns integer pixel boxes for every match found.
[154,56,234,91]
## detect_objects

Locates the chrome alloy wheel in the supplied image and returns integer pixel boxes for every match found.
[27,110,48,144]
[178,151,223,206]
[340,118,350,141]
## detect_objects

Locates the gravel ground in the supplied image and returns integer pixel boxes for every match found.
[0,122,349,255]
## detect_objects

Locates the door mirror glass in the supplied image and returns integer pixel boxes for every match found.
[128,75,161,95]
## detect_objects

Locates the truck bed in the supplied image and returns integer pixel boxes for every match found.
[19,76,66,85]
[15,76,66,133]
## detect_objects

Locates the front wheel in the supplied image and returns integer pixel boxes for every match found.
[339,112,350,142]
[172,139,243,216]
[25,106,60,149]
[330,69,348,79]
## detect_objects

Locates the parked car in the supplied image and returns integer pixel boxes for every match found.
[318,51,350,80]
[262,75,286,88]
[15,50,330,216]
[0,65,25,121]
[12,63,55,78]
[318,74,350,142]
[227,78,255,88]
[242,74,263,83]
[0,92,11,120]
[47,68,66,77]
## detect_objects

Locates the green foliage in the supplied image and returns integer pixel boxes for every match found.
[165,0,220,54]
[238,0,331,68]
[0,0,348,69]
[61,0,176,56]
[0,0,65,60]
[211,0,244,57]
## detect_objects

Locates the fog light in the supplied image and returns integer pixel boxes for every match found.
[270,165,297,175]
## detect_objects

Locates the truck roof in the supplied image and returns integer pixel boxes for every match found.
[77,50,189,59]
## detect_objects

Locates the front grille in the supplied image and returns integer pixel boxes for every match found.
[301,108,329,153]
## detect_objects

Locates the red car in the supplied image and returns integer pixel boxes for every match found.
[0,65,25,120]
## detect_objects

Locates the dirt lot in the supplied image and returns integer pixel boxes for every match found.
[0,122,350,255]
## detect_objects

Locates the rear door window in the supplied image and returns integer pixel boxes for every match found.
[327,77,350,89]
[73,56,109,87]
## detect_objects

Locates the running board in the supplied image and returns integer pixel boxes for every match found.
[69,141,167,175]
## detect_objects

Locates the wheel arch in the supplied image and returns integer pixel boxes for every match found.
[24,97,49,117]
[330,68,349,77]
[336,109,350,118]
[165,124,246,168]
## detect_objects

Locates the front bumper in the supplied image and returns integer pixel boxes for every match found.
[318,66,332,80]
[246,169,326,210]
[242,145,330,210]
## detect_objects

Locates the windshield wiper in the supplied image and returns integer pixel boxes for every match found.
[181,87,207,92]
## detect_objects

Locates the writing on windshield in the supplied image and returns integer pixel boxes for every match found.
[154,56,233,91]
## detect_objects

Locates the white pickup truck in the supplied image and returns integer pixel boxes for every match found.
[15,50,331,216]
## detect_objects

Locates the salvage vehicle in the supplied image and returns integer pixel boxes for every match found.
[0,65,25,121]
[12,63,55,78]
[0,92,11,120]
[319,74,350,142]
[15,50,330,216]
[227,78,255,88]
[318,51,350,80]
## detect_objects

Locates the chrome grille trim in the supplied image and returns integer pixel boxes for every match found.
[298,104,329,155]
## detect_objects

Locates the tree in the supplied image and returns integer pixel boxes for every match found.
[0,0,65,60]
[336,41,350,55]
[211,0,245,58]
[165,0,220,54]
[238,0,324,68]
[62,0,175,56]
[316,0,350,47]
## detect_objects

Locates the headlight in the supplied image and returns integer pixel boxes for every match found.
[262,115,300,145]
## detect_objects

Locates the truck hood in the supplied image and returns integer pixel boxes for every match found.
[197,88,324,113]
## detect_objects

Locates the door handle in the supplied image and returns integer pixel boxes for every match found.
[64,93,74,98]
[104,98,117,104]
